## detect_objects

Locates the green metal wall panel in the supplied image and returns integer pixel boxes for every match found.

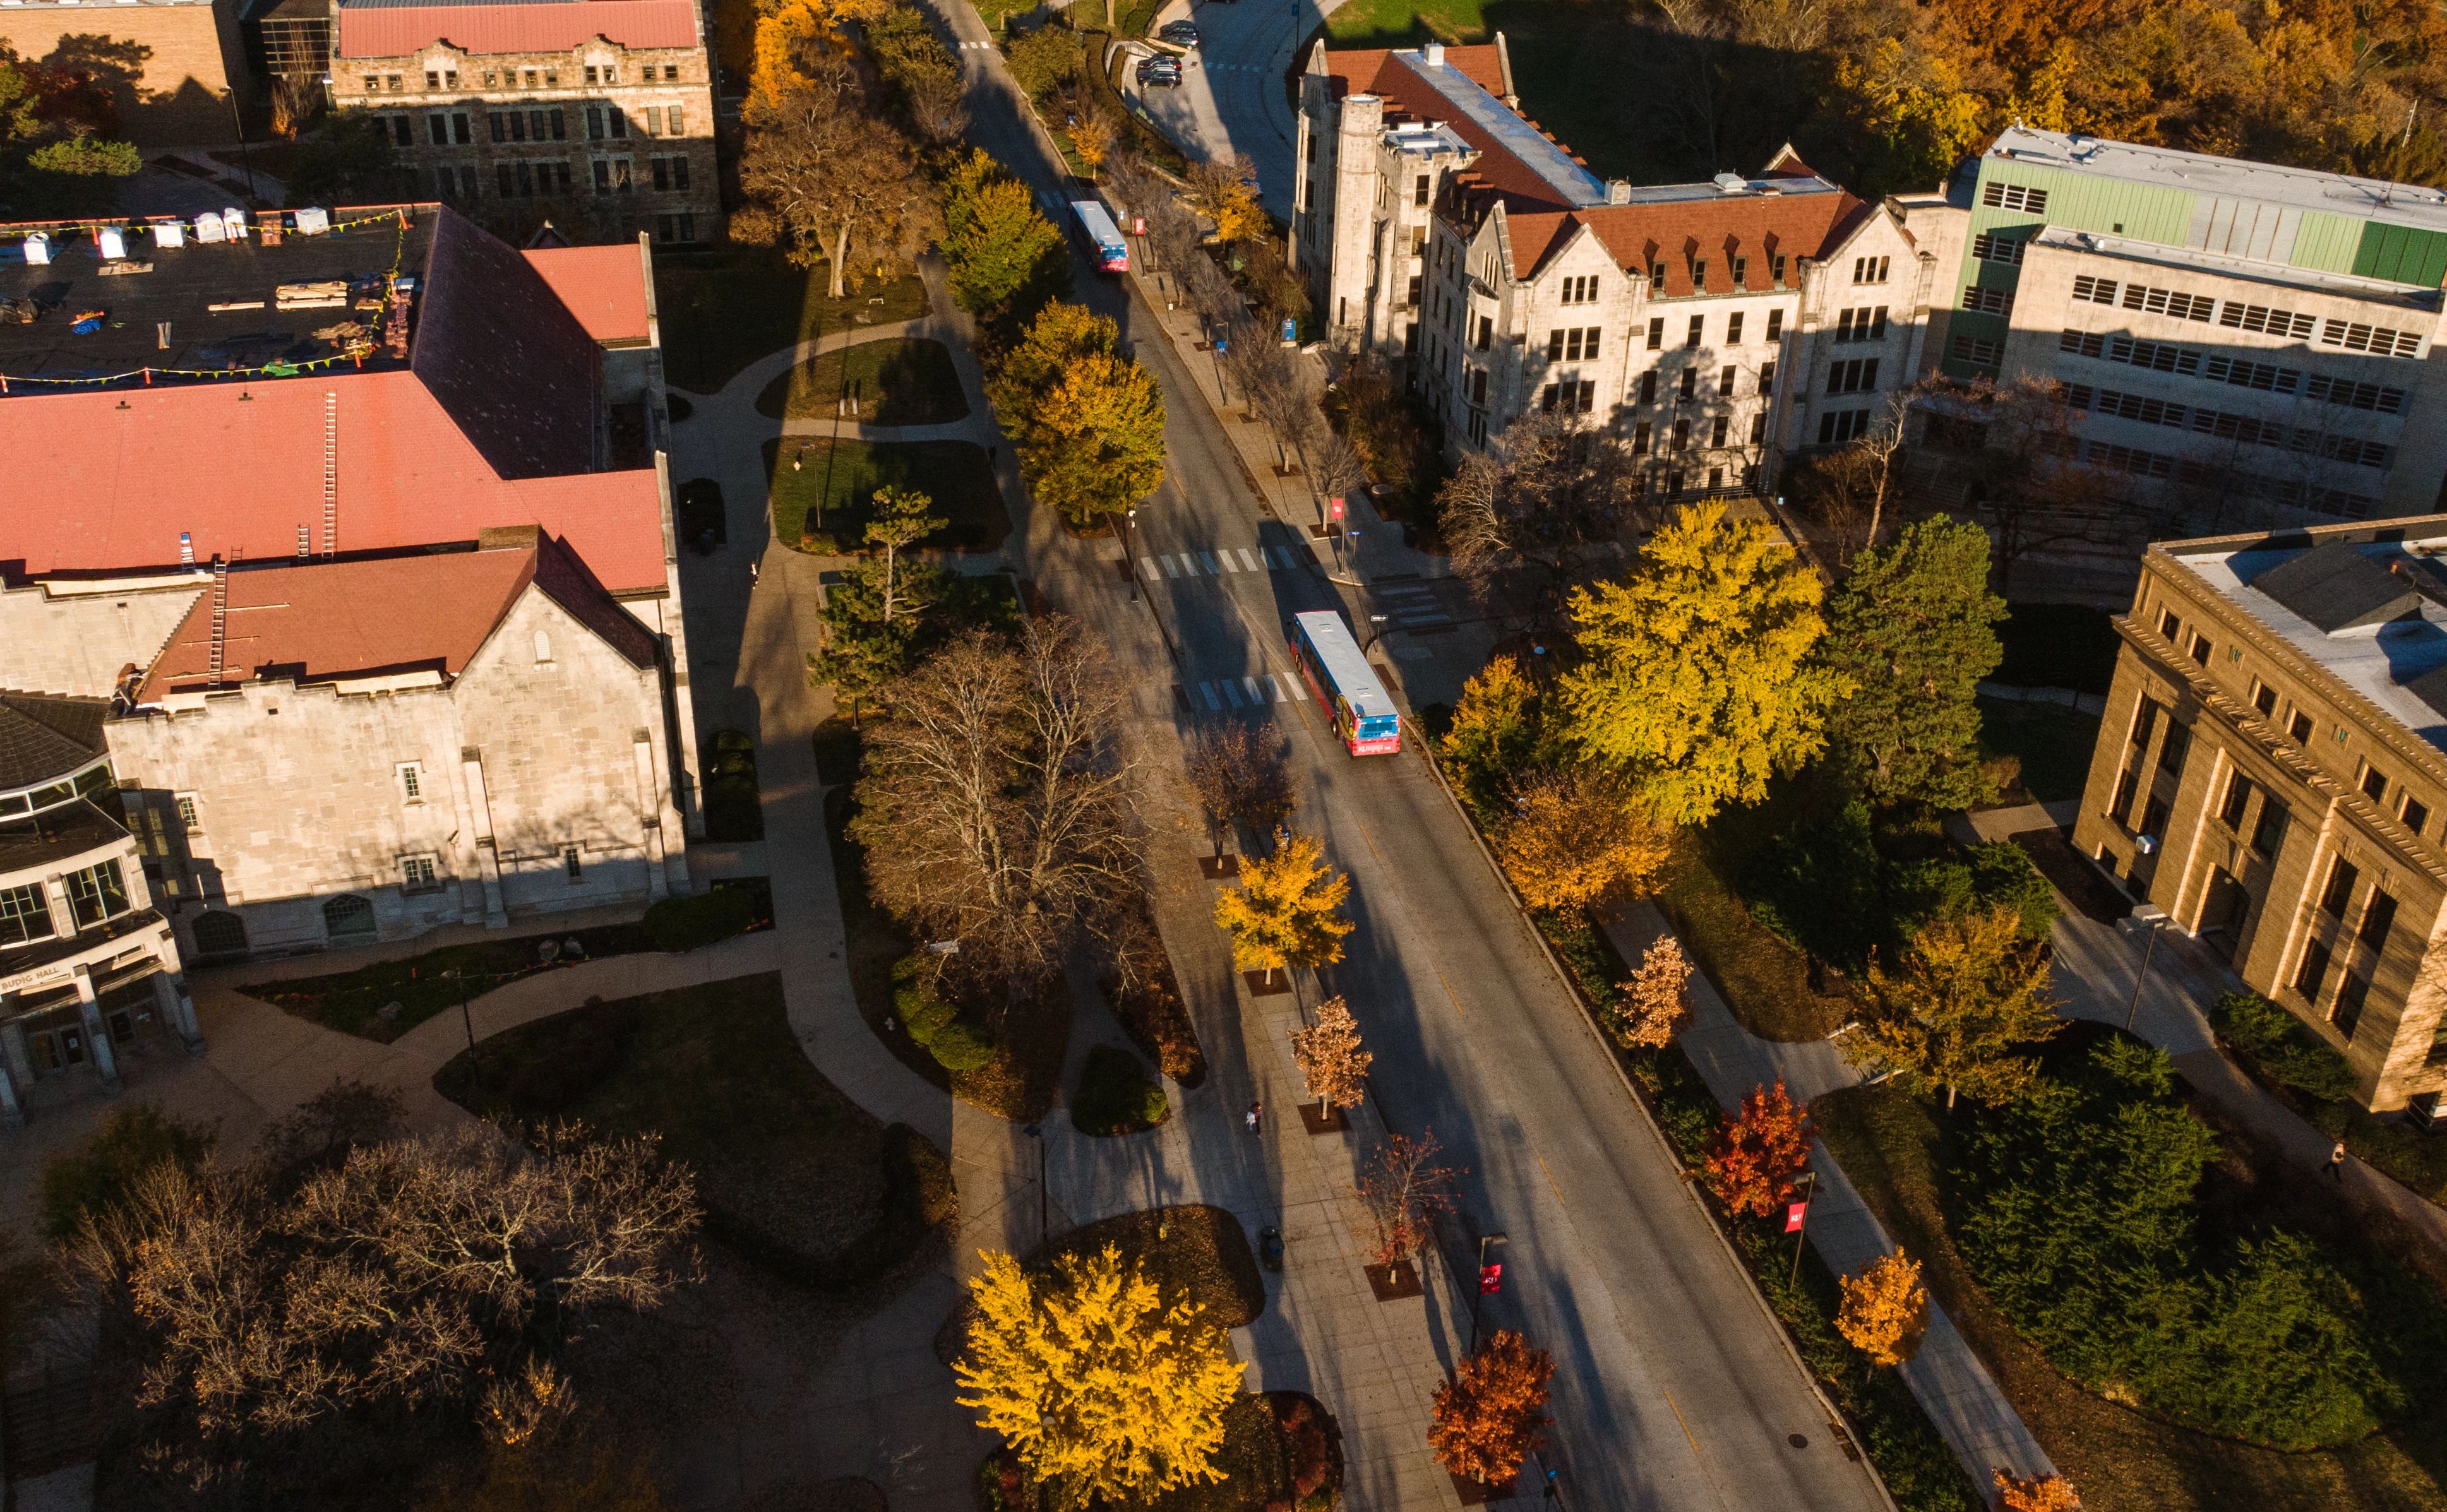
[2291,212,2364,275]
[1950,158,2198,327]
[2351,222,2447,287]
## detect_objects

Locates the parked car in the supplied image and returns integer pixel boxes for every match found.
[1159,19,1200,45]
[1137,56,1182,86]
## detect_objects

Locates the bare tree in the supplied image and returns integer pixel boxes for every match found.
[1792,391,1912,566]
[1180,722,1297,855]
[1439,409,1641,629]
[1923,375,2140,593]
[735,57,935,298]
[1356,1130,1462,1271]
[853,616,1143,979]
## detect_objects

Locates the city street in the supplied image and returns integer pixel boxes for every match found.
[902,8,1895,1507]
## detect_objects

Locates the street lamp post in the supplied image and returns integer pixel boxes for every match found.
[448,968,479,1075]
[1469,1231,1508,1353]
[1123,506,1140,602]
[2121,902,2171,1033]
[1362,613,1389,653]
[1022,1123,1047,1247]
[223,90,254,199]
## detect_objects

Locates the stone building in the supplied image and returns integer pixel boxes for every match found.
[0,0,256,144]
[326,0,720,247]
[2074,518,2447,1112]
[0,694,202,1126]
[1289,40,1952,493]
[1937,127,2447,522]
[0,201,703,981]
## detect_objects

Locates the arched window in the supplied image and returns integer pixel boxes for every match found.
[322,893,376,943]
[532,629,553,664]
[191,910,248,960]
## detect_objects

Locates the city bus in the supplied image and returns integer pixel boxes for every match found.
[1286,610,1401,756]
[1071,199,1129,273]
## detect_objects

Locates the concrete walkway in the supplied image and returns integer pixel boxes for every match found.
[1597,902,2059,1493]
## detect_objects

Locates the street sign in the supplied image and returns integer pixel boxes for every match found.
[1479,1263,1503,1295]
[1132,215,1147,234]
[1785,1199,1809,1234]
[1214,338,1229,353]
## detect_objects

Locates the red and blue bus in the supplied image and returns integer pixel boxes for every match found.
[1287,610,1401,756]
[1071,199,1128,273]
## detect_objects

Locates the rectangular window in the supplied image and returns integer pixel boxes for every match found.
[1576,379,1595,414]
[1970,232,2026,266]
[587,104,606,140]
[1980,181,2049,213]
[2251,680,2277,717]
[489,111,506,143]
[2319,318,2424,359]
[1475,316,1492,350]
[398,762,424,803]
[1727,312,1744,344]
[2320,856,2360,919]
[2360,765,2390,806]
[2332,973,2369,1039]
[2157,608,2182,641]
[65,859,130,927]
[499,163,516,198]
[1691,259,1708,291]
[2157,722,2190,777]
[0,881,55,945]
[1672,417,1690,451]
[2288,710,2314,744]
[1710,415,1730,447]
[1685,314,1704,348]
[402,855,441,893]
[426,69,440,90]
[1758,360,1776,394]
[1950,335,2004,367]
[667,104,686,135]
[1816,408,1872,445]
[452,112,470,144]
[2402,795,2429,835]
[565,847,583,881]
[2187,631,2211,665]
[1632,420,1652,455]
[1962,284,2013,316]
[2359,890,2398,949]
[1765,309,1783,342]
[2294,937,2332,1001]
[2220,772,2252,828]
[1718,366,1737,396]
[175,794,200,832]
[1647,317,1664,351]
[2110,767,2139,823]
[1749,413,1767,444]
[1679,367,1697,401]
[1649,261,1666,292]
[1638,371,1657,404]
[1731,256,1748,287]
[429,113,449,146]
[1414,172,1429,206]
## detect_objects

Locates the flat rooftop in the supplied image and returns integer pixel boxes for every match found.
[2175,530,2447,753]
[0,208,431,391]
[2031,226,2446,311]
[1392,46,1608,210]
[1989,126,2447,237]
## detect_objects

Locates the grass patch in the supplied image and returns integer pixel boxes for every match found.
[1815,1068,2447,1512]
[703,729,763,842]
[1654,831,1848,1042]
[753,338,969,425]
[434,974,956,1292]
[824,782,1074,1121]
[1995,602,2121,695]
[1072,1044,1171,1136]
[241,922,650,1043]
[1036,1205,1265,1327]
[652,244,930,394]
[1976,695,2102,806]
[763,437,1012,555]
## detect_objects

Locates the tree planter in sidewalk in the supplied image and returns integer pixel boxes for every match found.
[1298,1101,1351,1135]
[1447,1470,1516,1506]
[1243,970,1294,997]
[1200,853,1241,879]
[1364,1259,1424,1301]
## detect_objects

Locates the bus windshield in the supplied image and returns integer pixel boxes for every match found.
[1287,611,1401,756]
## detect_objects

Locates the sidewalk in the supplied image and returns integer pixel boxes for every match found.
[1596,901,2060,1492]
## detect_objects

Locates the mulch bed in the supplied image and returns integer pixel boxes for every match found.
[1364,1260,1423,1301]
[1448,1471,1516,1506]
[2007,823,2133,924]
[1243,971,1294,997]
[1199,854,1241,879]
[1298,1102,1351,1135]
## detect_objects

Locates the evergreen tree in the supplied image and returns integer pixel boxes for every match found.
[1819,516,2006,811]
[1559,502,1851,827]
[942,148,1070,326]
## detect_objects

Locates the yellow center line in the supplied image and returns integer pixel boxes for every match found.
[1355,821,1384,863]
[1661,1387,1705,1461]
[1537,1153,1567,1209]
[1437,971,1466,1019]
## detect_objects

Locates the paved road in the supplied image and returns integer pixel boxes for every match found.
[1122,0,1332,217]
[928,9,1890,1508]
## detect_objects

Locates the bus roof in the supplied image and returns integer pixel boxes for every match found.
[1292,610,1397,720]
[1070,200,1124,244]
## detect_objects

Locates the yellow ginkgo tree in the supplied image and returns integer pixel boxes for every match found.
[1214,828,1354,985]
[954,1244,1244,1509]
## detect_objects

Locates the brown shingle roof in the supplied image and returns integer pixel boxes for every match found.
[410,207,602,480]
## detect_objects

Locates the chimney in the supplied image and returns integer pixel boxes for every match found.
[1423,41,1445,66]
[1606,179,1631,205]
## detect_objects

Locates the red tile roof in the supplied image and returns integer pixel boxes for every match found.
[1319,45,1581,211]
[1574,193,1869,290]
[415,208,602,479]
[525,245,652,344]
[136,535,654,701]
[335,0,700,59]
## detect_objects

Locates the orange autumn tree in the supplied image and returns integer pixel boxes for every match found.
[1428,1329,1554,1487]
[1702,1079,1812,1219]
[1994,1468,2081,1511]
[1836,1249,1929,1369]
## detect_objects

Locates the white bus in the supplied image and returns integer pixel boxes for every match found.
[1071,199,1128,273]
[1286,610,1401,755]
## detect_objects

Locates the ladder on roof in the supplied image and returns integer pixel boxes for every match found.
[320,391,338,557]
[206,555,230,688]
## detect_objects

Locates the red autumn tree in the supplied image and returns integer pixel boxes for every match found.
[1428,1329,1554,1487]
[1701,1078,1812,1219]
[1994,1468,2080,1511]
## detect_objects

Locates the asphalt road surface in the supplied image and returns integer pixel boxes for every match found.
[917,10,1893,1506]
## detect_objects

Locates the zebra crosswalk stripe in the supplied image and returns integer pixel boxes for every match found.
[1272,674,1292,702]
[1139,556,1163,580]
[1241,677,1265,704]
[1199,682,1222,711]
[1199,551,1221,574]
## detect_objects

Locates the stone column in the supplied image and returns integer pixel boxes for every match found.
[152,967,203,1055]
[461,746,510,929]
[73,965,120,1090]
[631,728,672,903]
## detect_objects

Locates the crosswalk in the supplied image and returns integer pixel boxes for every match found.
[1373,575,1456,630]
[957,39,996,49]
[1184,673,1302,711]
[1138,544,1303,580]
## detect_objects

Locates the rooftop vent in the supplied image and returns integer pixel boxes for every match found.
[1423,41,1445,66]
[1713,172,1747,193]
[2247,541,2422,633]
[1606,179,1631,205]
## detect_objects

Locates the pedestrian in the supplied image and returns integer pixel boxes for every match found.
[1245,1102,1262,1136]
[2326,1140,2348,1182]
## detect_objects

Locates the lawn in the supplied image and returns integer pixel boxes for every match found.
[241,921,650,1042]
[652,244,931,394]
[433,973,957,1293]
[1977,694,2102,806]
[753,338,970,426]
[764,437,1012,555]
[1654,831,1851,1042]
[703,729,763,842]
[1814,1068,2447,1512]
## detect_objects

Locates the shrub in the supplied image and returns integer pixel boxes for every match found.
[1965,840,2057,941]
[642,888,760,953]
[42,1104,213,1241]
[2211,991,2360,1104]
[892,955,997,1073]
[1071,1045,1170,1135]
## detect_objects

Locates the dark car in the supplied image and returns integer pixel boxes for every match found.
[1137,56,1182,86]
[1158,19,1200,45]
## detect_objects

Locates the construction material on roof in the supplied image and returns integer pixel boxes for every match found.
[276,280,350,309]
[2246,541,2422,633]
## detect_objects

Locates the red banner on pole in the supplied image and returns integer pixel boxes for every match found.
[1478,1263,1502,1295]
[1785,1200,1809,1234]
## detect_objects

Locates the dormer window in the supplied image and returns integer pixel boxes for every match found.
[1690,259,1708,291]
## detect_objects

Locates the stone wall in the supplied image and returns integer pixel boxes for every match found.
[0,577,205,698]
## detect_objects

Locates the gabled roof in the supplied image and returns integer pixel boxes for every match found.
[525,245,652,345]
[135,535,654,702]
[414,208,601,479]
[335,0,701,59]
[0,693,106,790]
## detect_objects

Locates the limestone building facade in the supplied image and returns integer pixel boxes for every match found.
[326,0,720,246]
[0,0,254,143]
[1289,40,1952,494]
[2074,518,2447,1112]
